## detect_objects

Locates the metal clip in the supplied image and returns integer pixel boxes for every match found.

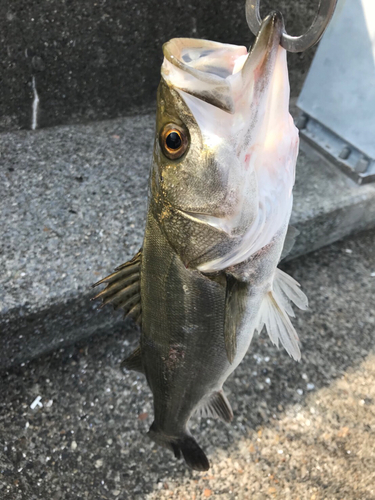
[245,0,338,53]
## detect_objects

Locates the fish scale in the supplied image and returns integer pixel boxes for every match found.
[142,211,228,423]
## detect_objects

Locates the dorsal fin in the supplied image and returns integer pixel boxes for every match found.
[92,250,142,325]
[121,346,144,373]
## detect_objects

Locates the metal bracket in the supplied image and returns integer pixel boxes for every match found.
[296,113,375,185]
[296,0,375,185]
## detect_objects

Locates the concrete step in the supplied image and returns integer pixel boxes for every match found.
[1,113,375,371]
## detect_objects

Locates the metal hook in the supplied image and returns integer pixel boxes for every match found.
[245,0,337,53]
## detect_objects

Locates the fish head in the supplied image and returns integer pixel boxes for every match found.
[150,12,299,270]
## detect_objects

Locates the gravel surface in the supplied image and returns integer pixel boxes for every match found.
[1,228,374,499]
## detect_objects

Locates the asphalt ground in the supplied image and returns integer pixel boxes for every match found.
[1,228,374,499]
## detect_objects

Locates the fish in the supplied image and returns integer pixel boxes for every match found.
[92,11,308,471]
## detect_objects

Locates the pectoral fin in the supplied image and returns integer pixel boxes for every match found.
[224,275,249,363]
[92,250,142,325]
[280,225,300,261]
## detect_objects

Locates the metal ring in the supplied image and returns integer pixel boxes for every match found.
[245,0,337,53]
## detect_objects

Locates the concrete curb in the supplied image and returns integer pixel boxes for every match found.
[1,115,375,371]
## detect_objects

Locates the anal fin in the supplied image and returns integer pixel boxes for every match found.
[121,346,144,373]
[197,390,233,424]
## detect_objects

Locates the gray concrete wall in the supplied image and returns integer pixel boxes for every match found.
[1,0,318,131]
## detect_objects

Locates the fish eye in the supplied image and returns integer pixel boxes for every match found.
[160,123,189,160]
[166,131,181,150]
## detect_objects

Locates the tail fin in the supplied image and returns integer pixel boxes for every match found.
[148,422,209,471]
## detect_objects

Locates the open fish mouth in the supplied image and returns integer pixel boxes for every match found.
[163,39,248,80]
[161,12,284,113]
[162,38,248,113]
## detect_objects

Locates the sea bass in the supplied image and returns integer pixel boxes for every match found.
[93,12,307,471]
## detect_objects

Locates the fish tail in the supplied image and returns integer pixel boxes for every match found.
[148,422,209,471]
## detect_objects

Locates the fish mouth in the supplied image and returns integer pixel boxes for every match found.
[163,39,247,82]
[161,12,284,113]
[162,38,247,113]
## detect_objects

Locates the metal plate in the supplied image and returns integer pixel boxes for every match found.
[297,0,375,162]
[297,115,375,185]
